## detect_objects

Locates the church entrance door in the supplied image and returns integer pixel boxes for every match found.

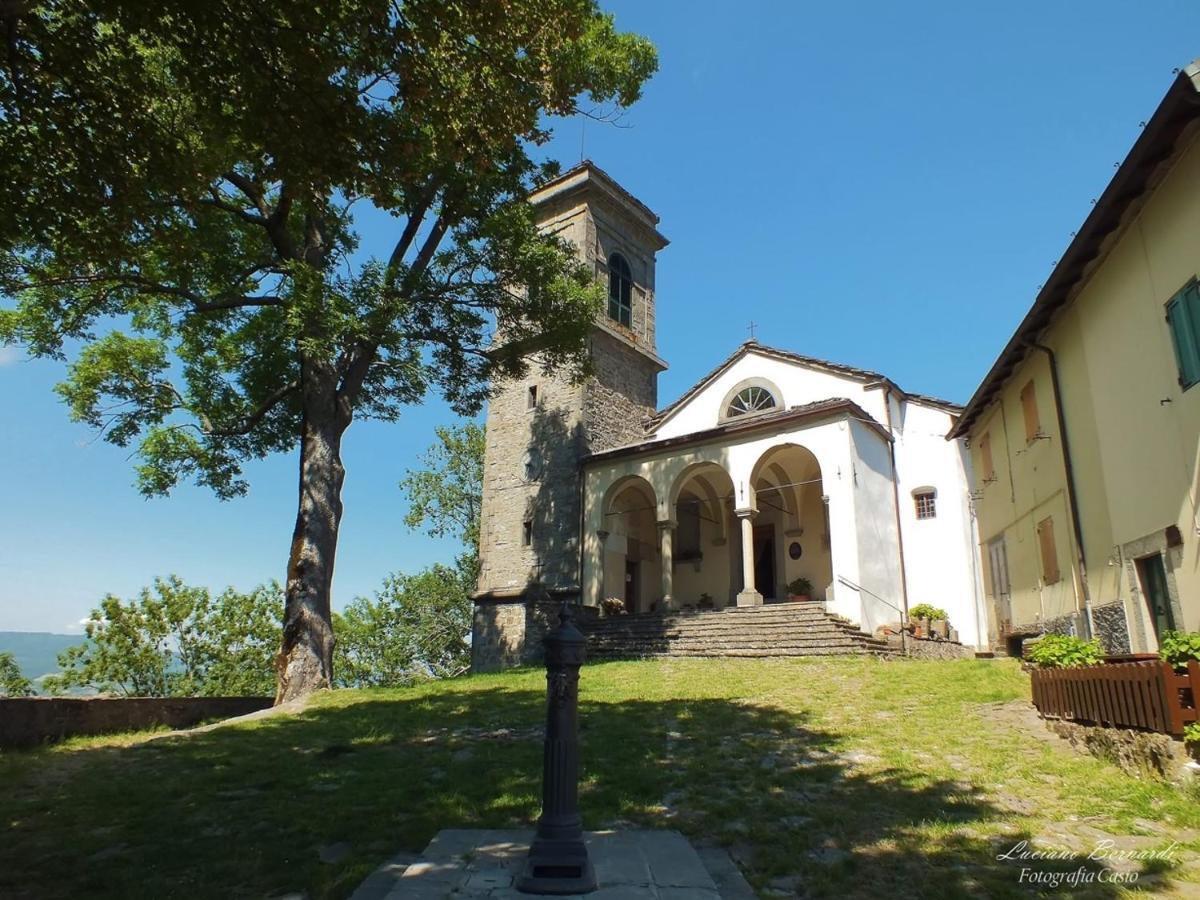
[753,524,776,600]
[625,560,640,614]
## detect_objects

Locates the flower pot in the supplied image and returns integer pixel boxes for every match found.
[787,593,811,602]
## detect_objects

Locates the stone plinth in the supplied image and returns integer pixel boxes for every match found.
[351,829,754,900]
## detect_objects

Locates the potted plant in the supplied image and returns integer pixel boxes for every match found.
[908,604,948,639]
[786,576,814,602]
[600,597,626,617]
[698,593,715,610]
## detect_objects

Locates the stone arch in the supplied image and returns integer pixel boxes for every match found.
[599,475,661,614]
[667,461,735,546]
[747,443,832,602]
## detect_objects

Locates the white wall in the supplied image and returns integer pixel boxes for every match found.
[639,347,986,647]
[653,350,889,440]
[891,400,987,647]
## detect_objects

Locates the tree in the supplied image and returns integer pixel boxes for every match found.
[335,564,473,686]
[44,577,282,697]
[336,422,483,685]
[0,3,657,701]
[400,422,485,572]
[0,651,33,697]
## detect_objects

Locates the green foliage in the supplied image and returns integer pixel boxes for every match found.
[0,2,656,498]
[400,422,485,571]
[334,564,472,687]
[334,421,485,686]
[0,651,34,697]
[1158,630,1200,672]
[787,577,813,596]
[1185,722,1200,748]
[1026,633,1105,669]
[908,604,949,621]
[43,577,282,697]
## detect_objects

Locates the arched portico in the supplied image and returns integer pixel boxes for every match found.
[598,476,661,614]
[581,412,871,620]
[667,462,736,607]
[744,444,834,603]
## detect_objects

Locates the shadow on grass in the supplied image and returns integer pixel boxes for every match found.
[0,672,1170,900]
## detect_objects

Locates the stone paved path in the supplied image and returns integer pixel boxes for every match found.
[350,829,755,899]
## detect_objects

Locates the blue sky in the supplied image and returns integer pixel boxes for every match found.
[3,1,1199,633]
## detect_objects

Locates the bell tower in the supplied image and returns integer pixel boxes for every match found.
[472,162,668,670]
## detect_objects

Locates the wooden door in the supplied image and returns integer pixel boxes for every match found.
[988,537,1012,629]
[1137,553,1175,639]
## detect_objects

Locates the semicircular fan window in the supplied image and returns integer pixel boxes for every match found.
[726,386,777,418]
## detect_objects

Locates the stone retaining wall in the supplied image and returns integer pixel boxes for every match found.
[1044,718,1197,781]
[0,696,273,749]
[887,634,974,659]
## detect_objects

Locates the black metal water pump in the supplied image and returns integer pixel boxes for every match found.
[516,602,597,895]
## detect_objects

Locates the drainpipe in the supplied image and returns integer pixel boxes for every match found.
[1030,342,1095,638]
[882,388,910,653]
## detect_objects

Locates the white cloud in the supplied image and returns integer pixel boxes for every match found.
[0,346,22,367]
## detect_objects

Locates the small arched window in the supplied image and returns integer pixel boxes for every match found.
[607,253,633,328]
[726,386,777,418]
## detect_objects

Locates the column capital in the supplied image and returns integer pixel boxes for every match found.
[734,507,758,520]
[656,518,678,531]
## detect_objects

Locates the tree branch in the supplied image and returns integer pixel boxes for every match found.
[206,381,299,437]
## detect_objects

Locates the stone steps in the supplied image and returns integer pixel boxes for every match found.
[582,602,896,660]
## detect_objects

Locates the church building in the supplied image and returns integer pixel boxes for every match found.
[471,162,985,670]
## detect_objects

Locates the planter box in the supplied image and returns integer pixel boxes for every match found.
[1030,659,1198,736]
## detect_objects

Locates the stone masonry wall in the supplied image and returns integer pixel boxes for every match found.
[0,696,272,749]
[583,329,658,453]
[1092,599,1132,655]
[477,366,585,597]
[471,600,600,673]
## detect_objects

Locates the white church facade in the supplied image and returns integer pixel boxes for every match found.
[471,162,985,670]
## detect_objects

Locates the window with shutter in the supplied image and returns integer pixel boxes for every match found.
[1037,517,1060,585]
[1166,280,1200,389]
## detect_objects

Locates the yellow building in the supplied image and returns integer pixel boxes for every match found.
[951,63,1200,654]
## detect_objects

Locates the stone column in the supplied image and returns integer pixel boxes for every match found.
[596,530,609,603]
[658,519,676,610]
[736,508,763,607]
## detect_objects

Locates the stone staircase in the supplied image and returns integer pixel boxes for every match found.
[582,601,896,660]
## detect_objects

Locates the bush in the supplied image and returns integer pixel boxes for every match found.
[787,577,813,596]
[601,597,627,616]
[43,577,282,697]
[1026,633,1104,669]
[1185,722,1200,749]
[1158,630,1200,672]
[908,603,948,621]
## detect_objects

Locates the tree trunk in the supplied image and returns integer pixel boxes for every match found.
[275,368,348,703]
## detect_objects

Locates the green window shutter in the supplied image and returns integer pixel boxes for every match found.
[1167,283,1200,388]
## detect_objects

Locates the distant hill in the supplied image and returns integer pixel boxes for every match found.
[0,631,81,687]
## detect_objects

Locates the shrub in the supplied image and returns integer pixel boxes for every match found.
[1158,630,1200,672]
[601,597,627,616]
[1026,633,1104,668]
[787,577,813,596]
[1185,722,1200,749]
[908,603,948,621]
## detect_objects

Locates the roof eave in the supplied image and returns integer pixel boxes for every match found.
[950,62,1200,439]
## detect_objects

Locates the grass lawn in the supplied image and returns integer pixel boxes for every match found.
[2,657,1198,898]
